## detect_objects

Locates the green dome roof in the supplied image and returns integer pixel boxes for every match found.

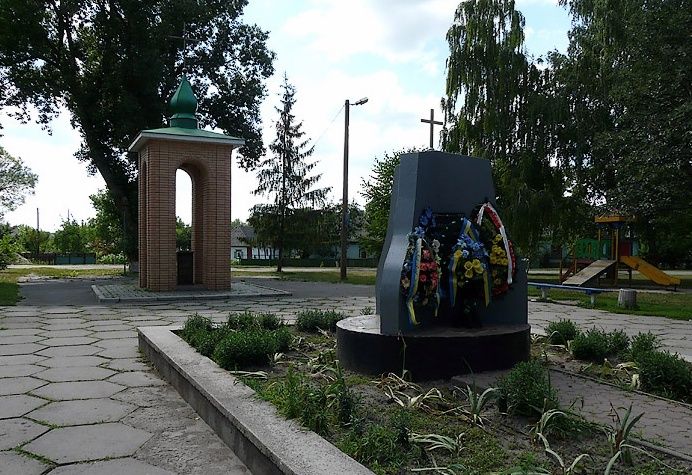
[169,76,198,129]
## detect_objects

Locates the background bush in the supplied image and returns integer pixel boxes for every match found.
[545,319,580,345]
[296,309,346,332]
[498,360,558,417]
[181,313,291,369]
[570,328,629,362]
[635,351,692,403]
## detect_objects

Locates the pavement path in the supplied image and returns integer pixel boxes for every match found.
[0,278,690,472]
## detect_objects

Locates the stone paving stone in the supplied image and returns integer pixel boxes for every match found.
[98,346,139,359]
[0,354,45,366]
[91,330,136,340]
[0,322,41,329]
[39,324,89,333]
[125,404,251,475]
[33,366,115,382]
[94,338,137,349]
[27,398,136,426]
[109,371,166,387]
[23,422,152,464]
[37,329,92,338]
[0,335,45,344]
[106,358,150,372]
[0,395,46,419]
[0,377,46,396]
[36,345,100,357]
[111,386,181,408]
[31,381,125,400]
[0,329,41,337]
[0,418,48,450]
[48,458,175,475]
[40,336,98,347]
[0,450,50,475]
[0,364,42,378]
[0,343,46,356]
[39,318,85,325]
[37,356,108,368]
[86,324,133,332]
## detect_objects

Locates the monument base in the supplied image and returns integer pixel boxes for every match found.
[336,315,530,381]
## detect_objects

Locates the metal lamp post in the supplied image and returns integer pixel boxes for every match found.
[341,97,368,281]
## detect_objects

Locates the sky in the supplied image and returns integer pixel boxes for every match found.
[1,0,571,231]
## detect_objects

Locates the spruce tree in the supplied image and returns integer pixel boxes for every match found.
[254,74,330,271]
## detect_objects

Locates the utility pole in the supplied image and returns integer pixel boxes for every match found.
[35,208,40,257]
[340,97,368,281]
[340,100,350,281]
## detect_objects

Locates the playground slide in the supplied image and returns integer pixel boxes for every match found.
[620,256,681,287]
[563,259,616,286]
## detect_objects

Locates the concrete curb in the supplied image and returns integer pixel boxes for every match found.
[92,283,291,303]
[138,325,373,475]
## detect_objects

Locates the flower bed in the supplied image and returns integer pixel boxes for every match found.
[177,311,690,475]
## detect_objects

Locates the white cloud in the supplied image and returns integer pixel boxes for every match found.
[1,110,105,231]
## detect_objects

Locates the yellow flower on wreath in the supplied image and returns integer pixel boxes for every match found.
[464,269,474,279]
[472,259,483,274]
[454,249,462,259]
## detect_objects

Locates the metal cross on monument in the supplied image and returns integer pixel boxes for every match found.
[420,109,443,149]
[169,23,202,72]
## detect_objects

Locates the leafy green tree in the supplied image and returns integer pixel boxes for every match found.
[253,74,329,271]
[15,224,53,255]
[87,190,124,258]
[360,149,420,257]
[53,219,91,254]
[0,0,274,259]
[442,0,574,257]
[0,147,37,219]
[554,0,692,265]
[176,218,192,251]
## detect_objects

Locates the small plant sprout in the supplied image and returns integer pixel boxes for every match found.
[529,408,567,443]
[537,433,592,474]
[374,372,421,392]
[606,403,644,466]
[409,432,465,457]
[455,385,499,426]
[384,386,444,413]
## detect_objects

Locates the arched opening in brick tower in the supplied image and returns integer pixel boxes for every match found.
[175,162,207,286]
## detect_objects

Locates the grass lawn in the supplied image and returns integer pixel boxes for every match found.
[233,269,377,286]
[527,287,691,321]
[0,267,124,305]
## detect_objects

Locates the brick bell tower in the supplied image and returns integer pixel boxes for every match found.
[129,77,244,291]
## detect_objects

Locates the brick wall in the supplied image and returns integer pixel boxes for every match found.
[138,139,234,291]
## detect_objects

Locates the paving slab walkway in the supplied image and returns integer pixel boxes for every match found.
[455,368,692,459]
[0,294,690,473]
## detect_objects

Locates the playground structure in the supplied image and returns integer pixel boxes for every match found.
[560,214,681,289]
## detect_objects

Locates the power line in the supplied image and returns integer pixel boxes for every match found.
[312,104,345,151]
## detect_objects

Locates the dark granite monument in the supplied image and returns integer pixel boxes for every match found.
[337,151,530,380]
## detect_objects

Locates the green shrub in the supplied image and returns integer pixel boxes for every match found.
[571,328,612,362]
[571,328,631,362]
[258,313,281,330]
[227,311,282,331]
[606,329,630,356]
[629,332,660,360]
[274,326,292,352]
[498,360,558,417]
[338,424,406,471]
[181,314,214,347]
[295,309,346,332]
[212,328,279,369]
[545,319,580,345]
[636,351,692,403]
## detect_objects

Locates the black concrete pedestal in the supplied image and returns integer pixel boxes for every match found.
[336,315,530,381]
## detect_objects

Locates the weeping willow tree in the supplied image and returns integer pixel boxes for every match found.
[442,0,582,257]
